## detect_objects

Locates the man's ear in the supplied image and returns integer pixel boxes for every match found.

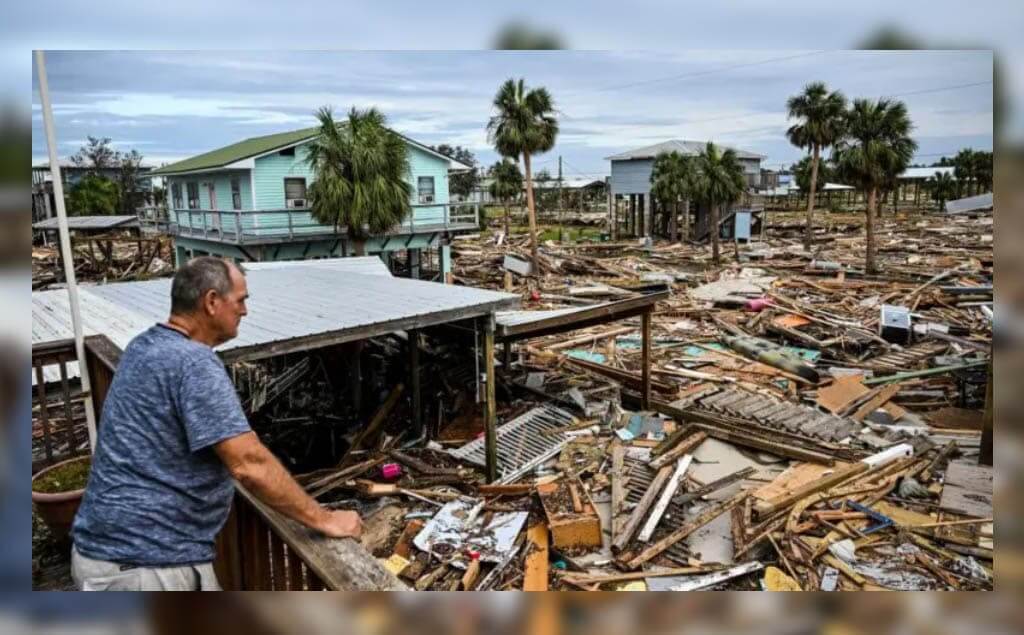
[202,289,219,316]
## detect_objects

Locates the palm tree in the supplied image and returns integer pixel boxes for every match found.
[489,159,523,240]
[487,78,559,274]
[973,150,993,194]
[786,82,847,250]
[832,98,917,274]
[650,151,697,242]
[927,170,957,212]
[696,142,746,265]
[953,148,976,197]
[306,106,411,254]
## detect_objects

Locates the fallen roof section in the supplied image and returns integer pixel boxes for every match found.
[944,192,993,215]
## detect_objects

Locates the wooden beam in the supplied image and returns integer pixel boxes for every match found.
[641,310,652,409]
[483,316,498,483]
[523,522,550,591]
[409,329,422,438]
[611,463,673,552]
[620,490,749,570]
[638,454,692,543]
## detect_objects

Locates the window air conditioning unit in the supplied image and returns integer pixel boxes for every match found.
[420,194,434,204]
[286,199,306,209]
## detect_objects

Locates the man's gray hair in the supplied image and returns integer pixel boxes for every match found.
[170,256,245,315]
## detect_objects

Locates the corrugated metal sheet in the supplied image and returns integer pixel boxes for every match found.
[944,192,993,215]
[33,215,139,231]
[33,264,518,383]
[495,305,592,329]
[900,166,955,180]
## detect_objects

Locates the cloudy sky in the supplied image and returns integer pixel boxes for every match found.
[31,50,993,179]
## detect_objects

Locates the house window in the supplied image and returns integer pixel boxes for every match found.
[417,176,435,204]
[171,183,183,209]
[284,178,307,208]
[186,182,200,209]
[231,178,242,210]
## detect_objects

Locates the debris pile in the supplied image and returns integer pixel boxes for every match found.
[32,235,174,290]
[271,209,992,591]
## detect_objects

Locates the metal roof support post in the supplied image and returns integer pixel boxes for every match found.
[409,329,422,440]
[483,315,498,483]
[35,50,98,451]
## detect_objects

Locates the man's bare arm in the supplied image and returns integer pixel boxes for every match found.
[214,432,361,539]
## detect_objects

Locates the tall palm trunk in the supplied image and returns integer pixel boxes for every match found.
[522,153,540,275]
[669,200,678,242]
[683,199,690,241]
[804,144,820,250]
[710,202,721,265]
[865,187,878,275]
[503,199,511,240]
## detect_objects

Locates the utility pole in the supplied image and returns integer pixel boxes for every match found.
[36,50,98,451]
[558,155,564,241]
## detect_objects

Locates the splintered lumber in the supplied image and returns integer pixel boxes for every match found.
[611,463,674,552]
[544,326,635,351]
[754,462,870,519]
[338,383,405,467]
[610,443,627,541]
[536,477,602,549]
[559,566,713,587]
[477,483,533,496]
[849,384,901,422]
[638,454,693,543]
[692,424,834,465]
[675,466,756,506]
[651,424,695,457]
[649,432,707,470]
[665,561,764,591]
[621,490,749,570]
[523,522,550,591]
[564,357,676,393]
[388,449,462,476]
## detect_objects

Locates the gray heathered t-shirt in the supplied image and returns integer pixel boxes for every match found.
[72,324,251,566]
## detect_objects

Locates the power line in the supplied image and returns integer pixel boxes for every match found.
[562,50,830,97]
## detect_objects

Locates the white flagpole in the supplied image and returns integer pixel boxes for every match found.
[35,50,98,451]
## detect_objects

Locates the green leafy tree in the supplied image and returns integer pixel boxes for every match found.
[786,82,847,250]
[487,78,559,274]
[306,106,412,253]
[116,149,150,214]
[973,150,993,194]
[696,142,746,265]
[489,159,522,239]
[66,174,119,215]
[650,151,697,242]
[927,170,957,212]
[832,98,917,274]
[434,144,479,200]
[69,136,119,172]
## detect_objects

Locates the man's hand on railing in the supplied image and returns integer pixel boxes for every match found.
[315,509,363,540]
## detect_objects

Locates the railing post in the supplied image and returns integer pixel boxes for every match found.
[288,210,294,240]
[203,210,208,238]
[236,211,243,244]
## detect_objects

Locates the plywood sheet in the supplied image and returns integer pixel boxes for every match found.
[939,460,993,518]
[816,375,870,414]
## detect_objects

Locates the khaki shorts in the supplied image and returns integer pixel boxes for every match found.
[72,546,221,591]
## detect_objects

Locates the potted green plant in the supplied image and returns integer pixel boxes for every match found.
[32,455,91,543]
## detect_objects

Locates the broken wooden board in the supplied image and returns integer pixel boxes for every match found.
[816,375,870,414]
[850,384,901,422]
[752,462,852,503]
[939,460,993,518]
[523,521,550,591]
[537,477,603,549]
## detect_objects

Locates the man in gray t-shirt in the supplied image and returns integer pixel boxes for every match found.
[71,257,362,591]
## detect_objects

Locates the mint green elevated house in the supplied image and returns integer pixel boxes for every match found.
[151,126,478,279]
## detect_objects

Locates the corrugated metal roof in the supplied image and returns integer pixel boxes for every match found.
[606,140,766,162]
[496,306,590,328]
[900,166,955,180]
[33,215,139,231]
[243,256,393,277]
[944,192,993,214]
[33,264,518,383]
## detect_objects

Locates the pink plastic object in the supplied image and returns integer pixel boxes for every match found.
[745,298,771,312]
[380,463,402,481]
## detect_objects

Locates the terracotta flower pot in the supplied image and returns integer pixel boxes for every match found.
[32,455,90,543]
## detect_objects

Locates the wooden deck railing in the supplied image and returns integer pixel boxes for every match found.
[75,333,404,591]
[31,339,87,472]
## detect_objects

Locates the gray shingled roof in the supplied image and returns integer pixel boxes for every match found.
[605,140,766,161]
